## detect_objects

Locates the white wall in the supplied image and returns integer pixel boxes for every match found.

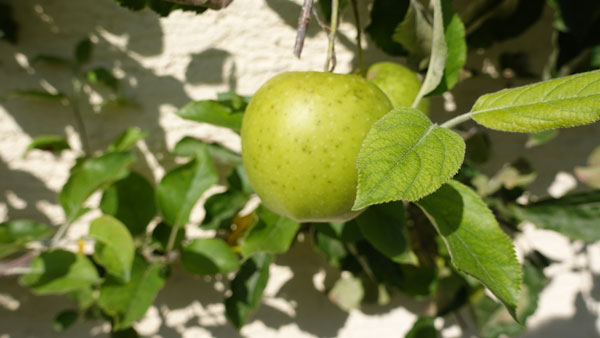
[1,0,599,337]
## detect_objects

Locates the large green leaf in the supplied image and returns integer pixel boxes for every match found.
[176,100,244,132]
[21,250,100,294]
[89,216,135,282]
[156,143,218,227]
[0,220,52,258]
[355,202,413,264]
[74,38,93,65]
[100,172,156,236]
[98,254,166,330]
[239,206,300,258]
[174,137,242,166]
[429,0,466,95]
[411,0,447,105]
[60,151,135,221]
[417,180,522,319]
[225,253,273,329]
[510,190,600,242]
[470,69,600,132]
[180,238,239,276]
[354,108,465,209]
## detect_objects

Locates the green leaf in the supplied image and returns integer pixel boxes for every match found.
[85,67,118,90]
[429,0,467,95]
[0,4,18,43]
[240,206,300,258]
[510,190,600,242]
[176,100,244,132]
[54,309,78,331]
[100,172,156,236]
[406,317,438,338]
[181,238,239,276]
[108,128,147,152]
[417,180,521,319]
[392,2,433,58]
[202,190,249,230]
[365,0,410,56]
[60,151,135,221]
[98,254,166,330]
[470,69,600,132]
[151,222,185,251]
[0,220,52,258]
[21,250,100,294]
[111,327,140,338]
[89,215,135,282]
[225,252,273,329]
[355,202,413,264]
[412,0,447,105]
[354,108,465,209]
[25,135,70,155]
[328,273,364,311]
[156,142,218,227]
[74,38,93,65]
[5,90,67,101]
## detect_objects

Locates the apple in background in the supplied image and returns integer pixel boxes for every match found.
[366,62,429,113]
[241,72,393,222]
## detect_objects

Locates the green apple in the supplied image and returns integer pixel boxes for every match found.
[241,72,392,222]
[366,62,429,113]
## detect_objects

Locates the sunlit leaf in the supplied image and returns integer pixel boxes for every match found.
[21,250,100,294]
[89,215,135,282]
[470,69,600,132]
[0,220,52,258]
[354,108,465,209]
[25,135,70,155]
[417,180,522,319]
[156,143,218,227]
[60,151,135,221]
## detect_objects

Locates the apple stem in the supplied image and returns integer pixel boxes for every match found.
[349,0,365,75]
[325,0,339,72]
[294,0,314,58]
[440,112,474,129]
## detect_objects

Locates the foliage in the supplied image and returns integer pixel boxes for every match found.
[1,0,600,336]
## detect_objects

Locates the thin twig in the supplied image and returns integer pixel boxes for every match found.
[163,0,233,9]
[70,78,91,156]
[294,0,314,58]
[0,251,38,277]
[325,0,340,72]
[349,0,365,74]
[165,226,180,255]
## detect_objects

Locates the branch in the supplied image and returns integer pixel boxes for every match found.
[163,0,234,9]
[294,0,314,58]
[325,0,340,72]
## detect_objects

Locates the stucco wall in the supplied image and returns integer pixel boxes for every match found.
[1,0,599,337]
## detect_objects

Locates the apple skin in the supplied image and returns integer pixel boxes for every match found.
[366,62,429,113]
[241,72,393,222]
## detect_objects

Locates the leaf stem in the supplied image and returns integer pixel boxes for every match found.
[325,0,339,72]
[165,226,179,255]
[349,0,364,74]
[440,112,473,129]
[50,211,78,247]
